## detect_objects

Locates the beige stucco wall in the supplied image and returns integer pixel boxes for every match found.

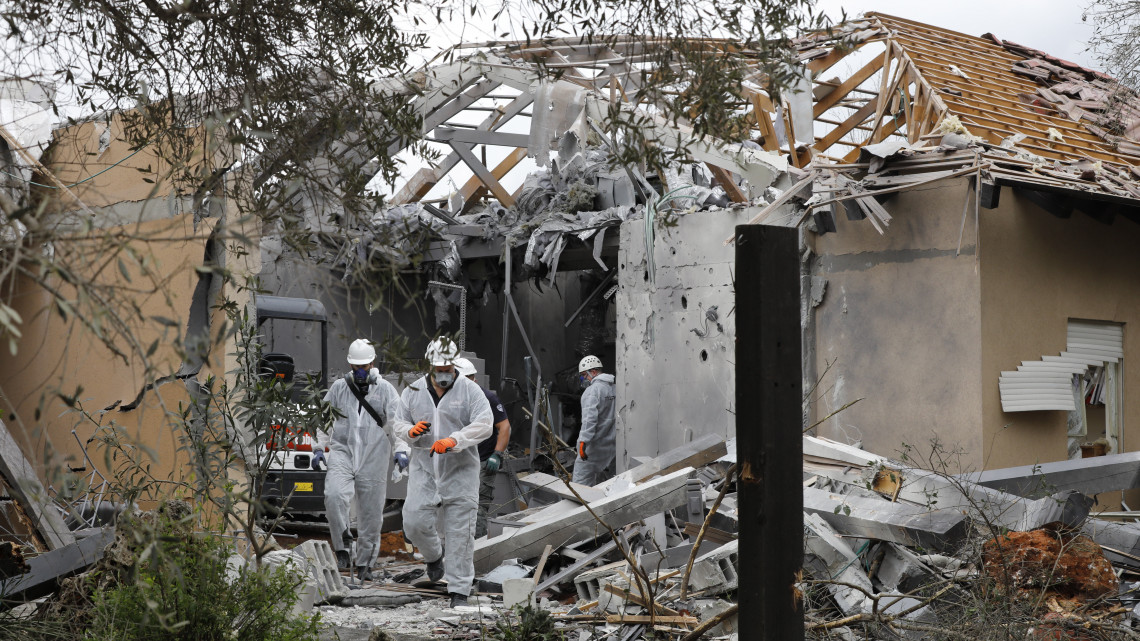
[810,178,984,470]
[0,214,220,495]
[1,113,253,506]
[979,189,1140,474]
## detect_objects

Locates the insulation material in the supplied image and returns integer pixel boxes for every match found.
[529,80,587,167]
[0,98,54,162]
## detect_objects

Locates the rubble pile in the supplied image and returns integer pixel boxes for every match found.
[10,432,1140,640]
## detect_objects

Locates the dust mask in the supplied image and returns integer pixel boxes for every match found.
[434,371,455,388]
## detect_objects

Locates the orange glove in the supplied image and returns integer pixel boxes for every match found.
[409,421,431,438]
[431,437,457,455]
[578,441,588,461]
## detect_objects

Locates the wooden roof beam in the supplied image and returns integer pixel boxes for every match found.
[458,146,528,210]
[813,54,885,119]
[815,96,879,152]
[450,141,516,206]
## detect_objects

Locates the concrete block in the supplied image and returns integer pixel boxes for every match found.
[259,550,317,615]
[694,599,738,636]
[503,577,536,609]
[685,540,739,596]
[292,539,347,603]
[804,514,937,640]
[1084,519,1140,569]
[804,436,1094,532]
[476,469,691,572]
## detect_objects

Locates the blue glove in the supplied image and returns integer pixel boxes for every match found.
[311,449,325,471]
[486,452,502,473]
[393,452,409,472]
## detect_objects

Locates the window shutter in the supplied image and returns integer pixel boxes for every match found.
[999,321,1122,413]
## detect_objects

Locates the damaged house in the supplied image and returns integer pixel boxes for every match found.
[8,9,1140,639]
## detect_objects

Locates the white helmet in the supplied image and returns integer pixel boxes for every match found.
[578,355,602,373]
[347,339,376,365]
[454,357,477,378]
[426,337,460,367]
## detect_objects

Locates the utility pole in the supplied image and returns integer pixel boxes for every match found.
[735,224,803,641]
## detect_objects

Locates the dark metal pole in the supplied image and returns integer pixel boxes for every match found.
[735,224,803,641]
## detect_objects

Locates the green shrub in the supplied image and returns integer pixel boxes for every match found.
[488,605,564,641]
[83,517,318,641]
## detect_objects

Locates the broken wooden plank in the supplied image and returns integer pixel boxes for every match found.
[474,468,692,572]
[706,163,747,203]
[0,527,113,606]
[802,486,967,551]
[681,523,735,546]
[0,420,74,550]
[516,472,606,504]
[532,544,554,587]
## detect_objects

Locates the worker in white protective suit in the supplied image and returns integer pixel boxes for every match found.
[398,337,493,608]
[323,339,411,582]
[572,355,617,486]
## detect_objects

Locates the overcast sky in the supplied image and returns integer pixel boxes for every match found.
[815,1,1101,70]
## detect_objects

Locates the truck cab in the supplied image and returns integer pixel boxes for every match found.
[254,295,329,516]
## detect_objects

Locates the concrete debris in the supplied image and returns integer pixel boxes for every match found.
[967,450,1140,498]
[10,419,1140,641]
[803,485,967,551]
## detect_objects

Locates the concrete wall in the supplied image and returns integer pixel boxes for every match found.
[979,189,1140,472]
[616,208,743,472]
[809,179,984,470]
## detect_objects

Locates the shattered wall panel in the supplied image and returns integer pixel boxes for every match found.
[616,209,744,472]
[809,179,984,470]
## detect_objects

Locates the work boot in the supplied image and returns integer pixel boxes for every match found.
[426,556,444,583]
[449,592,468,608]
[356,566,373,582]
[335,550,350,570]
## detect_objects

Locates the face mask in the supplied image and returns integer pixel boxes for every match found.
[579,373,592,390]
[433,371,455,388]
[350,366,370,387]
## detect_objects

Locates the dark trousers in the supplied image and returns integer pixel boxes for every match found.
[475,459,496,539]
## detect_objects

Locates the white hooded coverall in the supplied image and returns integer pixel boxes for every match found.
[572,373,617,486]
[323,372,411,568]
[398,375,492,596]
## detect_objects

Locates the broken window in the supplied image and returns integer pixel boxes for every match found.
[998,320,1123,459]
[1067,321,1124,459]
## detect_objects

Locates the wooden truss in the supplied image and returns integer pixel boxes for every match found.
[792,13,1140,169]
[383,14,1140,213]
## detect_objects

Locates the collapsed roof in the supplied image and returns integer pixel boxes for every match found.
[314,11,1140,286]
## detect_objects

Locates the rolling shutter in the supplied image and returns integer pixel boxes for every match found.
[999,321,1122,412]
